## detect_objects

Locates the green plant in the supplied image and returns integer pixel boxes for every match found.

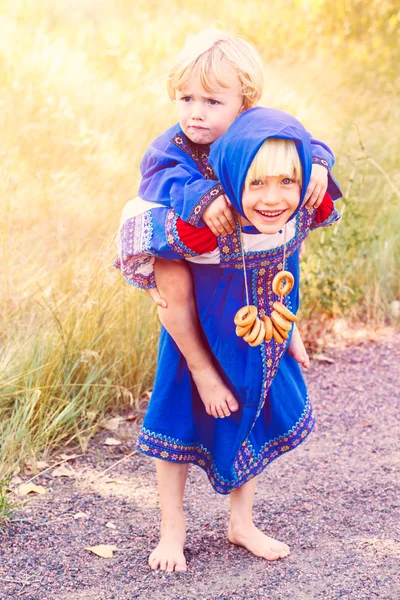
[0,476,20,527]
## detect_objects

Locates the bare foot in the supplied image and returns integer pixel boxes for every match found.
[287,324,310,368]
[228,521,290,561]
[148,515,187,572]
[190,363,239,418]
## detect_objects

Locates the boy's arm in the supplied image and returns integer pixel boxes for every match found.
[310,193,341,230]
[139,146,224,227]
[309,135,342,201]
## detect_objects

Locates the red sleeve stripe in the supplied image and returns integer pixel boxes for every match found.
[176,218,218,253]
[314,193,334,223]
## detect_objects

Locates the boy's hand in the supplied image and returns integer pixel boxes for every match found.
[304,164,328,209]
[202,194,235,236]
[145,287,167,308]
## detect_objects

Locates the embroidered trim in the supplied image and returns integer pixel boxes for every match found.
[310,207,340,230]
[187,183,224,226]
[115,212,157,290]
[117,264,156,290]
[218,207,315,270]
[233,401,314,484]
[165,209,199,258]
[118,212,153,259]
[137,397,314,495]
[248,265,290,424]
[312,156,329,170]
[171,133,217,181]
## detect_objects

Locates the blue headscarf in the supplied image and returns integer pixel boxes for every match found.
[209,107,313,223]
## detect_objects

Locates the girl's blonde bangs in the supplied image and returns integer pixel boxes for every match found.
[245,139,302,187]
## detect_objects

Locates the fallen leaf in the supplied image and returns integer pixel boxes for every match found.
[11,476,23,486]
[36,461,50,471]
[125,413,138,422]
[73,512,89,520]
[100,417,123,432]
[52,464,74,478]
[103,437,121,446]
[59,453,78,460]
[105,521,117,530]
[85,545,118,558]
[18,483,46,496]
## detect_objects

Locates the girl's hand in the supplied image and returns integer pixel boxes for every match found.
[202,194,235,236]
[304,164,328,209]
[145,287,167,308]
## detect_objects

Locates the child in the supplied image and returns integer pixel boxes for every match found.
[116,107,341,571]
[116,28,341,420]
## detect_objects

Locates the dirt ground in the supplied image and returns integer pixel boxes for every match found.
[1,338,399,600]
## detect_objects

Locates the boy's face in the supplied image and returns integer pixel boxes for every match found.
[241,175,301,234]
[176,67,243,145]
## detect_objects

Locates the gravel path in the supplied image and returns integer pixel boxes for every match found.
[1,338,399,600]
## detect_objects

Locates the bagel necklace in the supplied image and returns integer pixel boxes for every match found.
[234,224,298,347]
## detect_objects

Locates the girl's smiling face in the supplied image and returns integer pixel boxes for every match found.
[239,138,303,233]
[241,174,301,234]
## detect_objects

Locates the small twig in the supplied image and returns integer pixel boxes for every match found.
[102,450,138,475]
[0,577,40,585]
[21,455,84,485]
[366,156,400,200]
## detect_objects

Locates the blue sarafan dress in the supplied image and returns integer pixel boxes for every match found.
[115,108,341,494]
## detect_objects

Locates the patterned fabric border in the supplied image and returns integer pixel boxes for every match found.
[247,265,289,424]
[312,156,329,170]
[115,212,157,290]
[118,211,153,259]
[218,207,315,270]
[310,207,341,230]
[115,261,156,290]
[232,400,315,487]
[187,183,224,226]
[171,133,217,181]
[165,208,199,258]
[137,397,314,495]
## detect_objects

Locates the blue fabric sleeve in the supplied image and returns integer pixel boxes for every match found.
[309,134,342,200]
[139,146,224,226]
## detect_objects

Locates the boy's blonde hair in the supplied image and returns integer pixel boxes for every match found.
[168,28,264,110]
[245,138,303,187]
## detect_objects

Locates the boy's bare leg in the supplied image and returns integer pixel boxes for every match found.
[149,459,189,572]
[228,476,290,561]
[287,324,310,368]
[153,258,239,418]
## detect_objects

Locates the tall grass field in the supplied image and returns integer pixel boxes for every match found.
[0,0,399,474]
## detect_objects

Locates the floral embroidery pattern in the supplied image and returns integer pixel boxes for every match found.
[312,155,329,169]
[137,398,314,495]
[171,132,224,226]
[171,133,217,180]
[233,401,315,484]
[165,209,199,258]
[187,183,224,226]
[311,207,340,230]
[115,212,156,290]
[218,207,314,271]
